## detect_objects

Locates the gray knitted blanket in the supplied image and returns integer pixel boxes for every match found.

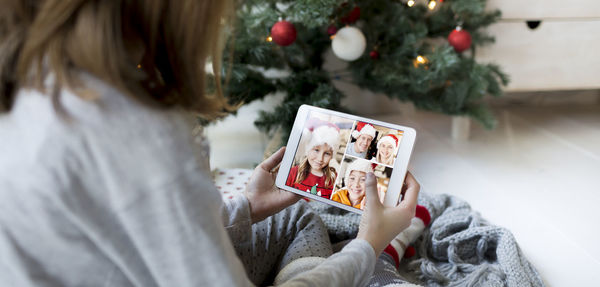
[308,192,545,287]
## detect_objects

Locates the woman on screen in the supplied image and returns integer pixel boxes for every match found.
[331,160,376,209]
[373,134,399,166]
[286,121,340,199]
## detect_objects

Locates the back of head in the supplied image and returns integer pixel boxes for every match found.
[0,0,234,117]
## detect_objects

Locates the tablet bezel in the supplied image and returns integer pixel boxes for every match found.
[275,104,417,214]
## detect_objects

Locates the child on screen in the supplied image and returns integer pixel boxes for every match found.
[331,159,376,209]
[286,120,340,199]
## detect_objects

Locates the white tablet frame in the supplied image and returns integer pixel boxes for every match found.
[275,104,417,214]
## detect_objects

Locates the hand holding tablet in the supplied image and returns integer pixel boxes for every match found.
[357,171,421,256]
[275,105,417,214]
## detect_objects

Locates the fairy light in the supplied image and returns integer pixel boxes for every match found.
[266,36,273,42]
[413,55,429,68]
[137,64,141,69]
[407,0,415,7]
[428,0,437,10]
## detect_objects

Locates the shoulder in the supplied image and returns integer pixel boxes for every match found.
[289,166,300,175]
[332,188,347,196]
[20,73,204,186]
[330,191,340,201]
[287,166,299,178]
[330,189,346,200]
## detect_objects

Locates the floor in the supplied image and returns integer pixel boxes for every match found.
[206,100,600,286]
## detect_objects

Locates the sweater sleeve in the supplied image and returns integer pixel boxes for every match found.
[280,239,376,287]
[221,194,253,244]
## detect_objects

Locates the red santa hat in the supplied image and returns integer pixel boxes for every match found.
[351,122,376,139]
[377,134,399,149]
[344,160,377,186]
[302,118,340,155]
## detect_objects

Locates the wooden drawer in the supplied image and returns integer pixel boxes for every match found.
[475,20,600,91]
[486,0,600,19]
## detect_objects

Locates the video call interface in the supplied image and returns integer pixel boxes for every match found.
[285,111,404,210]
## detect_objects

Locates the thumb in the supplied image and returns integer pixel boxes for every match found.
[259,147,286,172]
[364,172,382,209]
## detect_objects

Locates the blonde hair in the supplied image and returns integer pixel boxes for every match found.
[294,157,336,188]
[0,0,236,118]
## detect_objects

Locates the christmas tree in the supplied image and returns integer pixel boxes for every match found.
[214,0,508,142]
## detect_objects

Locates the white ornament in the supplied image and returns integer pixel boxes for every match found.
[331,26,366,61]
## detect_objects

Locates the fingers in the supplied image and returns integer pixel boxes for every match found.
[259,147,286,172]
[399,172,419,209]
[364,172,382,209]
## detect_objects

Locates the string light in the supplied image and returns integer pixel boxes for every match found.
[266,36,273,42]
[407,0,415,7]
[428,0,437,10]
[413,55,429,68]
[137,64,141,69]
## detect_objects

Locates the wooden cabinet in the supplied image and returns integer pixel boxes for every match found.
[485,0,600,19]
[475,1,600,91]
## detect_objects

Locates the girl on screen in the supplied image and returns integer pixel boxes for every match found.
[373,134,399,166]
[286,120,340,199]
[331,160,376,209]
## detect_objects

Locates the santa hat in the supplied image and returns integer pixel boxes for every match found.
[377,134,399,149]
[344,159,377,186]
[351,122,376,139]
[302,118,340,155]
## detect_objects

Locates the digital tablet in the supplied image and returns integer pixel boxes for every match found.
[275,105,417,214]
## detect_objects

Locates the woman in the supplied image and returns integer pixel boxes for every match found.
[374,134,399,166]
[0,0,422,286]
[286,120,339,199]
[331,160,374,209]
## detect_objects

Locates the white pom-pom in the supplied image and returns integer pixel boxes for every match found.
[332,26,366,61]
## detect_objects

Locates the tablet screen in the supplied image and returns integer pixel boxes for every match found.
[284,110,404,210]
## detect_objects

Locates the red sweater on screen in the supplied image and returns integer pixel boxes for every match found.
[286,166,335,199]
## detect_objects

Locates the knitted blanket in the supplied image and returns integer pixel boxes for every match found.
[308,192,545,287]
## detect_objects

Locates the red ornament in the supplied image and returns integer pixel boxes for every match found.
[341,6,361,24]
[271,20,297,46]
[448,27,472,53]
[369,50,379,59]
[327,25,338,36]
